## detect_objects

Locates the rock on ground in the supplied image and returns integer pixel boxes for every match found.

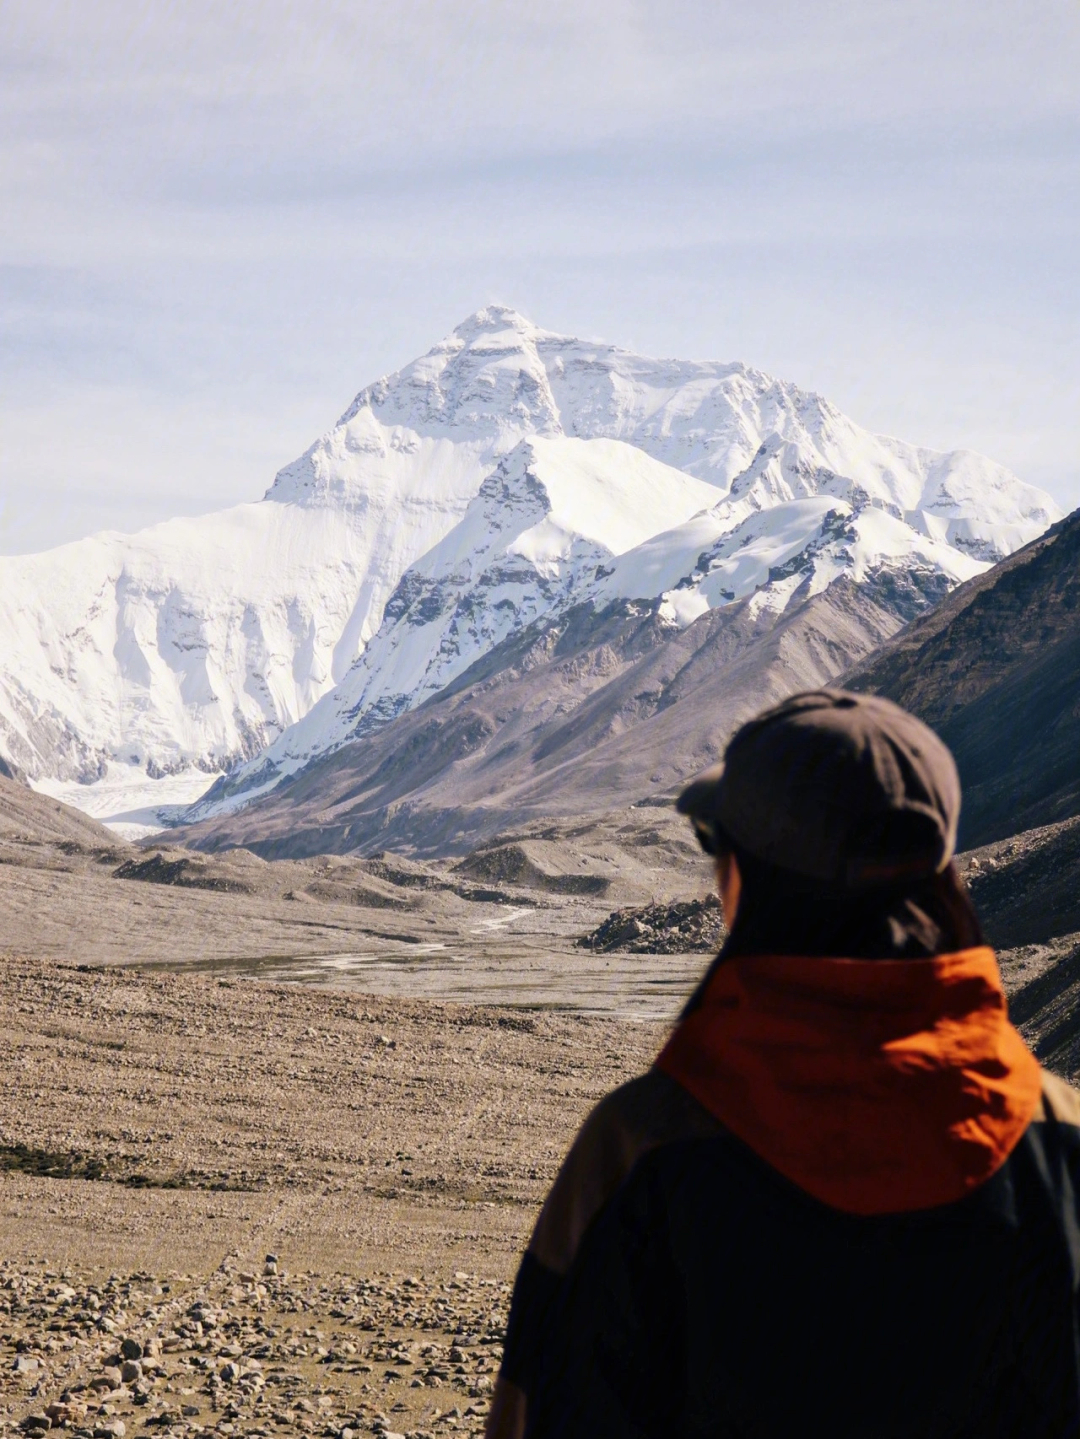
[578,896,726,954]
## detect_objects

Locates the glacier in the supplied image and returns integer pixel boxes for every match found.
[0,305,1060,834]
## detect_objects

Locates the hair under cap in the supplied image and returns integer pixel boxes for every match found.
[677,689,961,887]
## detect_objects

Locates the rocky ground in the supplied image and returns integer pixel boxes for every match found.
[0,958,661,1439]
[4,774,1080,1439]
[956,814,1080,949]
[0,1261,507,1439]
[577,896,726,954]
[6,938,1080,1439]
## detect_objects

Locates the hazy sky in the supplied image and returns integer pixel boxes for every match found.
[2,0,1078,552]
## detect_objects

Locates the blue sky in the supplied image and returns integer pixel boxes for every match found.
[2,0,1078,552]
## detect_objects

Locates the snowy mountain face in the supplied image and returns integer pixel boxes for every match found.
[209,435,722,804]
[0,306,1059,832]
[0,465,480,811]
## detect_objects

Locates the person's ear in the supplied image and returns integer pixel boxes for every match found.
[715,851,741,929]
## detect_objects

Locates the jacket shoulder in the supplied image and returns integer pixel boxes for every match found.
[529,1069,722,1274]
[1038,1069,1080,1128]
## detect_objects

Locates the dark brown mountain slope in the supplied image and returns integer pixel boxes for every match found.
[957,814,1080,949]
[1003,932,1080,1079]
[849,508,1080,848]
[0,771,125,855]
[181,578,903,860]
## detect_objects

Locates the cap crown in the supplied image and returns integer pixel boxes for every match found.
[679,690,960,886]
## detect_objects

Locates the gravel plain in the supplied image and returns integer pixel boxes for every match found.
[0,957,662,1439]
[4,773,1080,1439]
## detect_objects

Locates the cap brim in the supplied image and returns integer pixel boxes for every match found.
[676,760,726,819]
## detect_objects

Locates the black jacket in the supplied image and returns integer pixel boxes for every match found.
[487,948,1080,1439]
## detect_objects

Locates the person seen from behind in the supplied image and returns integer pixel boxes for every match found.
[485,689,1080,1438]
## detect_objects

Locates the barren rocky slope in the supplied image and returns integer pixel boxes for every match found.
[850,507,1080,847]
[0,775,125,853]
[957,815,1080,950]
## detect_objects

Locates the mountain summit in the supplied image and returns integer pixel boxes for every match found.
[0,308,1059,830]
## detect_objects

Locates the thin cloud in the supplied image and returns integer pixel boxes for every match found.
[0,1,1077,551]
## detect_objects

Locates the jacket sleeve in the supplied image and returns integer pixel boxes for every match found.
[525,1148,684,1439]
[484,1071,720,1439]
[1002,1070,1080,1438]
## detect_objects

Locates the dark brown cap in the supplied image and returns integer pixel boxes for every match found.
[677,689,961,887]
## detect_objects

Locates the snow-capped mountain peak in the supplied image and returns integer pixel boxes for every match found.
[269,308,564,513]
[0,308,1061,833]
[200,434,720,808]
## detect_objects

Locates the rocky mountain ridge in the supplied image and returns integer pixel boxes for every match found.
[849,507,1080,847]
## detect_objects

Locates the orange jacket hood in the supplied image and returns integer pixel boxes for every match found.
[657,946,1041,1215]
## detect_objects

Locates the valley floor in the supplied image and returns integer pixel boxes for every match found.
[4,780,1080,1439]
[0,958,660,1439]
[0,796,717,1021]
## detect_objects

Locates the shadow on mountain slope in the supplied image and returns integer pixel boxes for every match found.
[179,579,903,860]
[957,815,1080,950]
[1002,933,1080,1082]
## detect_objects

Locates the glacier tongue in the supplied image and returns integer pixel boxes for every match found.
[0,304,1061,830]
